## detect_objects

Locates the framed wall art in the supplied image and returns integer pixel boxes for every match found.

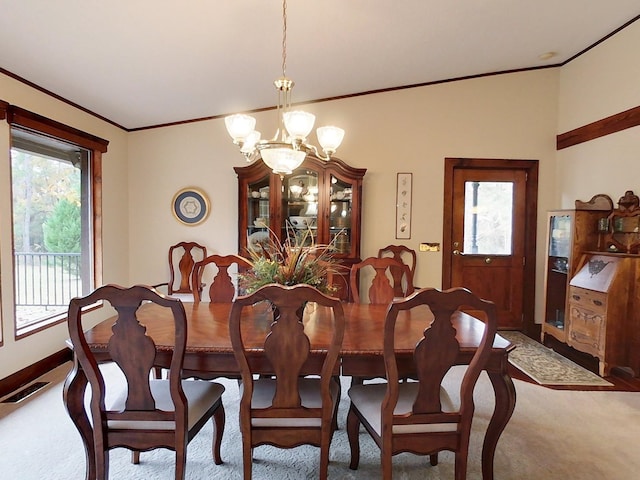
[172,187,210,226]
[395,173,412,239]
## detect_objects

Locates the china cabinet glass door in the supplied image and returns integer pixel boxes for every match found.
[283,169,319,247]
[329,175,353,256]
[246,175,270,254]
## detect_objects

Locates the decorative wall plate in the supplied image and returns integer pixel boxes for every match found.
[172,188,210,225]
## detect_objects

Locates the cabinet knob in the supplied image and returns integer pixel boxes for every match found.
[572,295,580,301]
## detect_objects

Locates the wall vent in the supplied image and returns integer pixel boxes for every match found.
[1,382,49,403]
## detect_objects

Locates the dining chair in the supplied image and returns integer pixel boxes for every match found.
[191,253,251,302]
[154,241,207,302]
[229,283,345,480]
[66,284,226,480]
[377,244,418,295]
[349,256,415,304]
[346,287,498,480]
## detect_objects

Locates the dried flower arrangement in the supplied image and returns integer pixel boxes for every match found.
[239,224,341,295]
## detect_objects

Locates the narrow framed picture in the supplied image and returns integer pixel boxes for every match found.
[172,187,210,226]
[396,173,412,239]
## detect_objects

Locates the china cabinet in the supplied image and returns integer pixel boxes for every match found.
[235,155,366,300]
[541,208,605,343]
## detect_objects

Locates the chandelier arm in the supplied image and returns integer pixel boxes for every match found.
[300,142,330,162]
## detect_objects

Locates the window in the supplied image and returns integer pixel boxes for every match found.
[7,106,107,337]
[463,181,514,255]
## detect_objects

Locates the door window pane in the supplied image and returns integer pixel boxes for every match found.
[463,181,513,255]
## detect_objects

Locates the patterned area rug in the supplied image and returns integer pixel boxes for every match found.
[499,331,613,386]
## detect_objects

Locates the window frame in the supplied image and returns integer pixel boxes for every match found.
[6,105,108,339]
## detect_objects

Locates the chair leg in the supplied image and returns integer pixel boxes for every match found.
[346,404,361,470]
[319,426,332,480]
[454,451,469,480]
[242,442,252,480]
[212,404,225,465]
[430,452,438,466]
[381,445,393,480]
[175,446,187,480]
[96,449,108,480]
[331,376,341,432]
[131,450,140,464]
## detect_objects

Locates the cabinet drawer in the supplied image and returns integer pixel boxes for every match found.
[568,287,607,314]
[568,305,604,356]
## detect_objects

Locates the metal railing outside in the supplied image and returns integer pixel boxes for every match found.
[14,252,83,329]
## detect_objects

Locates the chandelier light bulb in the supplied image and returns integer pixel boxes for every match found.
[317,126,345,155]
[225,114,256,143]
[283,111,316,140]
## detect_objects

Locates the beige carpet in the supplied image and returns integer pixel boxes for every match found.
[500,331,613,387]
[1,362,639,479]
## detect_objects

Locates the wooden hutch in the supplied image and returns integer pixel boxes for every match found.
[542,191,640,376]
[234,154,366,301]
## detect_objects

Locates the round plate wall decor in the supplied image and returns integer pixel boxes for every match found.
[172,188,210,226]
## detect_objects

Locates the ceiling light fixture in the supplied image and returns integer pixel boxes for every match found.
[224,0,344,175]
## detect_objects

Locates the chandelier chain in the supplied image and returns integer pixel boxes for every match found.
[281,0,288,78]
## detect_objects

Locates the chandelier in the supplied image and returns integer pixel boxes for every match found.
[224,0,344,175]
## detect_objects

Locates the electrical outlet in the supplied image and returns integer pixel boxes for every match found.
[419,243,440,252]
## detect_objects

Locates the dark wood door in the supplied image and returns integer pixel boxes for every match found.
[443,158,538,331]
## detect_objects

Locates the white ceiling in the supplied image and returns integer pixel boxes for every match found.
[1,0,639,130]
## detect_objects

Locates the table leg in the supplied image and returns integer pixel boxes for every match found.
[62,357,94,480]
[482,369,516,480]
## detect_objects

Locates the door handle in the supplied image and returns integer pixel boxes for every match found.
[452,249,465,256]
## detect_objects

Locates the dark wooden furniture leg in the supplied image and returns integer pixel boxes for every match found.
[62,358,94,480]
[483,368,517,480]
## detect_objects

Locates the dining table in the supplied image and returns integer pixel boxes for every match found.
[63,300,516,480]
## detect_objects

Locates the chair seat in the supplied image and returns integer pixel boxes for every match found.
[168,293,195,302]
[348,382,456,436]
[241,377,339,428]
[108,379,225,430]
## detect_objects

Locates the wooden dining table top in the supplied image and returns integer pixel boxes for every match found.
[83,300,512,358]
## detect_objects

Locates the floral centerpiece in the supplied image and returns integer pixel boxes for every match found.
[239,224,340,296]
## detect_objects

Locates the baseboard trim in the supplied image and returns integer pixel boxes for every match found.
[0,348,72,399]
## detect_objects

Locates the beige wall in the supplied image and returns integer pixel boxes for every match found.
[0,75,130,379]
[556,20,640,207]
[128,70,559,316]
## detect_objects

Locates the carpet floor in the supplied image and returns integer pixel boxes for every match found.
[1,362,639,479]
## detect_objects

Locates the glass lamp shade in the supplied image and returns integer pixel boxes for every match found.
[283,111,315,140]
[240,130,261,155]
[317,126,345,155]
[225,114,256,142]
[261,147,306,175]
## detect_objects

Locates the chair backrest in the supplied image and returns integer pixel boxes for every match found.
[191,254,252,302]
[349,256,415,304]
[229,283,345,425]
[382,287,497,436]
[67,284,189,447]
[377,244,417,296]
[168,242,207,296]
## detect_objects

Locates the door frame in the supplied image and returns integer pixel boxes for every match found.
[442,158,539,335]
